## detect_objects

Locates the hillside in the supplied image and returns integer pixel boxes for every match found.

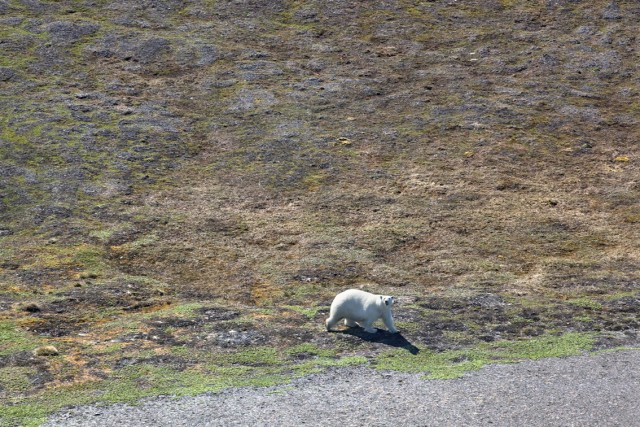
[1,1,639,425]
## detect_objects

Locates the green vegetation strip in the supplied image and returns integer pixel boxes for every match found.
[1,332,599,427]
[0,348,364,427]
[375,332,595,379]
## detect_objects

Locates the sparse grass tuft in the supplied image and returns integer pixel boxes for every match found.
[568,298,603,311]
[0,321,44,356]
[284,305,324,319]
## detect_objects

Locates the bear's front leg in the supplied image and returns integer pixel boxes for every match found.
[382,311,398,334]
[326,316,340,331]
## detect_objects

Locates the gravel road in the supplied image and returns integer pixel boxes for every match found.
[43,350,640,427]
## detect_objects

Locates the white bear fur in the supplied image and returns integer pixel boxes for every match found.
[325,289,398,333]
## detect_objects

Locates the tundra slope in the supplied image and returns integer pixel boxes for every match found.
[1,0,640,425]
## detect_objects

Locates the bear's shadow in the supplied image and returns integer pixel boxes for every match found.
[333,328,420,355]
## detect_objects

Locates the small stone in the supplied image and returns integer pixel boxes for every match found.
[33,346,59,356]
[115,105,134,115]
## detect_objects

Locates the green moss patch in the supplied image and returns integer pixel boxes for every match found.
[0,321,44,356]
[375,333,595,380]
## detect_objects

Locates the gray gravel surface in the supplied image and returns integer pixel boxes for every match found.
[43,350,640,427]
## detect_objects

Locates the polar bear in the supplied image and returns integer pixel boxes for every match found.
[325,289,398,334]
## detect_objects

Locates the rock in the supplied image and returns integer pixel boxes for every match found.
[603,1,622,20]
[604,297,640,313]
[0,67,18,82]
[86,34,172,71]
[198,307,240,321]
[20,0,54,13]
[469,294,506,310]
[28,370,54,388]
[135,38,171,64]
[33,345,59,357]
[228,88,277,112]
[196,44,219,66]
[47,21,100,45]
[207,329,264,347]
[30,205,73,224]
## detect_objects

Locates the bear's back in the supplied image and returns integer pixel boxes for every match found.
[333,289,378,311]
[335,289,375,302]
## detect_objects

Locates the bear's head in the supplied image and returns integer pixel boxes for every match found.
[379,295,396,307]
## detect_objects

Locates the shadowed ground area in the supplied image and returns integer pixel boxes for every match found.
[331,329,420,355]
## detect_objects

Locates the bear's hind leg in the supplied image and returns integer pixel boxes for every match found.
[358,321,377,333]
[344,318,358,327]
